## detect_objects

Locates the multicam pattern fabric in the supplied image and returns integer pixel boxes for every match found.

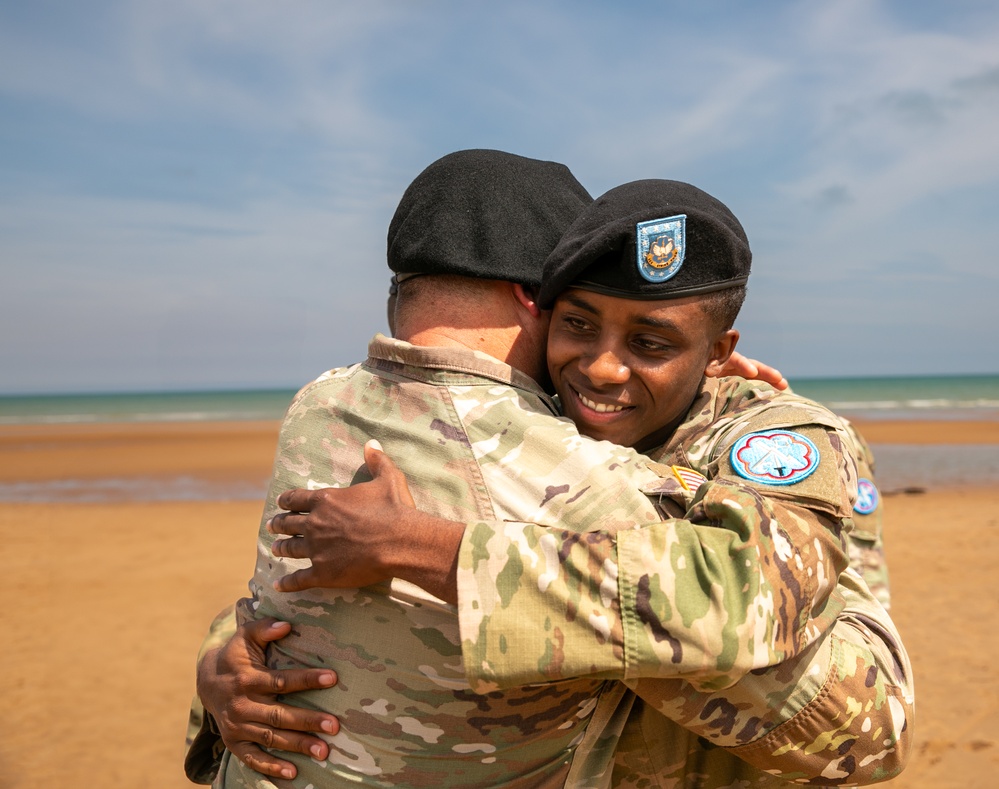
[841,420,891,610]
[608,569,911,787]
[192,352,912,787]
[457,376,913,786]
[458,377,860,689]
[216,335,673,788]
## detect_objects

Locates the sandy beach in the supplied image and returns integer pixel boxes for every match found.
[1,420,997,787]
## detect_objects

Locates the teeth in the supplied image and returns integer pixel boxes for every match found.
[578,391,626,413]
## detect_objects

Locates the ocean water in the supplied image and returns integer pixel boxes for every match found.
[3,375,998,425]
[0,388,297,425]
[786,374,999,421]
[2,375,997,501]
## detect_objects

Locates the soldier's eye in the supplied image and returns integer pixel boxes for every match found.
[633,337,670,354]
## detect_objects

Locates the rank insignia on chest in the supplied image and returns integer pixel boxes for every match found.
[636,214,686,283]
[854,477,880,514]
[729,430,820,486]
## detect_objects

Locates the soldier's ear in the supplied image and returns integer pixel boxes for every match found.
[512,283,543,317]
[704,329,739,376]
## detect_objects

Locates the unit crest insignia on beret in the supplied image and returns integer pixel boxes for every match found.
[854,477,880,514]
[636,215,686,283]
[730,429,820,486]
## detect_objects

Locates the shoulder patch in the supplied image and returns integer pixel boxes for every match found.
[729,429,821,486]
[854,477,880,515]
[636,215,686,283]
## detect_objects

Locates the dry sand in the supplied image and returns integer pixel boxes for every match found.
[1,420,997,787]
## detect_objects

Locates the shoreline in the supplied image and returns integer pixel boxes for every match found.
[846,417,999,444]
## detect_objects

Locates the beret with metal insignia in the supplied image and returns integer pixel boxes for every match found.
[387,149,592,288]
[538,179,751,307]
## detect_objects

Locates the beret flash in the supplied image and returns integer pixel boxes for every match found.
[539,179,751,307]
[387,149,592,288]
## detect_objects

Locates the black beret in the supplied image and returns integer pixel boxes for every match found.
[539,179,751,307]
[387,149,592,288]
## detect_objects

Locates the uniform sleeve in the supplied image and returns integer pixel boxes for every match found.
[458,480,914,785]
[458,476,851,692]
[183,605,238,785]
[458,409,916,784]
[847,507,891,610]
[845,423,892,609]
[624,569,914,785]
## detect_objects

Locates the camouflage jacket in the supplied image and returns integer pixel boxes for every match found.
[217,335,679,788]
[457,376,913,786]
[197,341,911,787]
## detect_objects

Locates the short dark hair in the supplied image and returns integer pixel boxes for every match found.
[697,285,746,331]
[393,274,494,326]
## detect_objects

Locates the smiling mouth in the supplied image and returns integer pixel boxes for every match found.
[574,388,629,414]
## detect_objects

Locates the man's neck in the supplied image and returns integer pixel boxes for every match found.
[393,279,548,384]
[399,326,515,362]
[629,379,715,458]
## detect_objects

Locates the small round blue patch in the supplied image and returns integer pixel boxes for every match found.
[729,430,820,486]
[854,478,880,515]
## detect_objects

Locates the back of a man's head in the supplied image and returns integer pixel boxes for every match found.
[387,149,591,290]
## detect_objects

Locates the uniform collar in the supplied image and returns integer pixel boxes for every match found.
[367,334,555,408]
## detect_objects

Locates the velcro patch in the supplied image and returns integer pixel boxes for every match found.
[854,478,880,515]
[729,430,820,486]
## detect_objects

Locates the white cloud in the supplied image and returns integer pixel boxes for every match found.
[775,2,999,223]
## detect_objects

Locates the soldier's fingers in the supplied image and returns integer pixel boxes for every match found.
[267,511,308,536]
[270,536,309,559]
[239,618,292,646]
[748,359,787,390]
[364,439,396,480]
[264,667,338,696]
[734,354,759,378]
[230,742,300,781]
[276,487,314,513]
[262,728,333,761]
[365,440,416,508]
[253,699,340,737]
[220,702,337,748]
[273,566,320,593]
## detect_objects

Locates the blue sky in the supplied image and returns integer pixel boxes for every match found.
[2,0,998,394]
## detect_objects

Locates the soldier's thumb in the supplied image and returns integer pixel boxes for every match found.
[364,439,395,478]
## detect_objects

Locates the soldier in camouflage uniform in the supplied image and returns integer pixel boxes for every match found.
[389,179,912,786]
[192,163,912,787]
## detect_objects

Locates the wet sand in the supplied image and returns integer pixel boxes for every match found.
[1,420,997,787]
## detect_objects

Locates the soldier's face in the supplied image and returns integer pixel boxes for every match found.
[548,288,737,452]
